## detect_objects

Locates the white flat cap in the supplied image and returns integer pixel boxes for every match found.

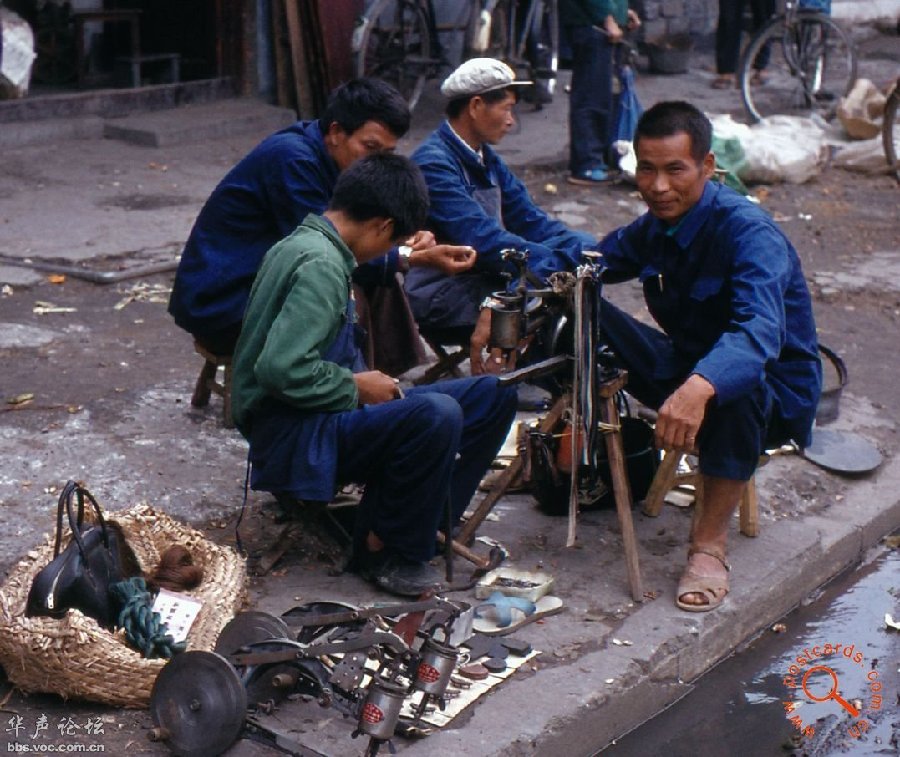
[440,58,532,99]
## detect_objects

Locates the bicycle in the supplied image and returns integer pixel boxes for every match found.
[739,0,857,123]
[883,78,899,183]
[352,0,559,111]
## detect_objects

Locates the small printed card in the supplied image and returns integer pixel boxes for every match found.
[151,589,203,643]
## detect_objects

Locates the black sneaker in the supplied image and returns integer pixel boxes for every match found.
[355,549,444,597]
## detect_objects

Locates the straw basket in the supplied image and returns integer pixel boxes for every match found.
[0,504,247,708]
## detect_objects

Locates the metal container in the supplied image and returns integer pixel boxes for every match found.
[413,638,458,696]
[357,678,407,740]
[488,291,524,351]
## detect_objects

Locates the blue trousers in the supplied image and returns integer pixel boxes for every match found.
[568,25,614,175]
[335,376,517,562]
[599,299,788,481]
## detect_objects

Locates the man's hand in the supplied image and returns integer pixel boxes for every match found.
[626,8,641,31]
[410,244,477,275]
[469,307,516,376]
[354,371,400,405]
[654,374,716,451]
[604,15,624,42]
[404,230,436,251]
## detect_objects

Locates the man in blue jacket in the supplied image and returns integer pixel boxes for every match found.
[598,101,821,612]
[407,58,597,373]
[168,78,475,372]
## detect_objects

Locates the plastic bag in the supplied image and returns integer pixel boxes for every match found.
[611,65,643,145]
[710,113,826,184]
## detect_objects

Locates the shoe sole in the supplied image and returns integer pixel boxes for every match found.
[566,175,610,186]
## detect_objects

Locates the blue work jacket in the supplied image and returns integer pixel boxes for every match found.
[599,182,821,446]
[167,121,399,342]
[411,121,595,280]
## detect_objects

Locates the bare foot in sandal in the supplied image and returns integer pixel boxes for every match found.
[676,546,730,612]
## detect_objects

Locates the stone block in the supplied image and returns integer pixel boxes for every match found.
[641,18,667,41]
[667,17,691,34]
[661,0,684,17]
[642,1,661,21]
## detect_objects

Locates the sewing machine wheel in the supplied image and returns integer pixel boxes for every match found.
[215,611,291,655]
[150,651,247,757]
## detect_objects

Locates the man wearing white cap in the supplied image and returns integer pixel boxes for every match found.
[406,58,597,373]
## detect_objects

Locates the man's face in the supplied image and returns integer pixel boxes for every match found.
[326,120,398,171]
[634,133,715,224]
[470,90,517,146]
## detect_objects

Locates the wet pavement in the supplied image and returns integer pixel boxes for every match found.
[604,541,899,756]
[0,25,898,757]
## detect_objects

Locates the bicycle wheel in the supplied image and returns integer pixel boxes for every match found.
[353,0,433,111]
[740,12,856,123]
[883,83,900,183]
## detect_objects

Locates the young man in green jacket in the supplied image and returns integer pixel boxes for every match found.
[560,0,640,184]
[231,154,517,597]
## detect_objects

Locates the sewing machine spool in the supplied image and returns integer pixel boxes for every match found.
[358,677,408,740]
[413,637,458,696]
[489,293,524,351]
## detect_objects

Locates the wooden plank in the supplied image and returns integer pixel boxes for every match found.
[270,0,293,109]
[601,394,644,602]
[739,477,759,537]
[285,0,316,118]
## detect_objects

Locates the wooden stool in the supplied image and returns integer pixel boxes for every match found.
[191,342,234,428]
[457,369,645,602]
[413,337,468,386]
[642,451,759,537]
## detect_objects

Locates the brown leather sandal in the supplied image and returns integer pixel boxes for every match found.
[675,546,730,613]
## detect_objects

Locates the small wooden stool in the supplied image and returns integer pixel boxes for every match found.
[191,342,234,428]
[642,451,759,537]
[414,339,469,385]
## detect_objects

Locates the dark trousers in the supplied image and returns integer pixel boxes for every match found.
[335,376,517,562]
[568,25,614,175]
[599,299,788,481]
[716,0,775,75]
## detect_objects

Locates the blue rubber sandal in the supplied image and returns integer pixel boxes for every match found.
[473,591,564,636]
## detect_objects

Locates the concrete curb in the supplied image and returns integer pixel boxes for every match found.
[401,453,900,756]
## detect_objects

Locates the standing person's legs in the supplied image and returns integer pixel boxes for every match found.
[714,0,746,83]
[748,0,776,75]
[568,25,614,182]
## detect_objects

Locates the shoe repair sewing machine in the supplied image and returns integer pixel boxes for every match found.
[447,248,645,601]
[149,598,474,756]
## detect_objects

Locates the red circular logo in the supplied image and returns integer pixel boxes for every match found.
[417,662,440,683]
[362,703,384,724]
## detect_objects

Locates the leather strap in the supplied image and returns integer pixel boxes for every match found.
[688,546,731,572]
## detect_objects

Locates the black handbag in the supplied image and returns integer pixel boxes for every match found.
[26,481,135,629]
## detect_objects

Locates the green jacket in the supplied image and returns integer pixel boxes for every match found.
[231,214,359,435]
[559,0,629,27]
